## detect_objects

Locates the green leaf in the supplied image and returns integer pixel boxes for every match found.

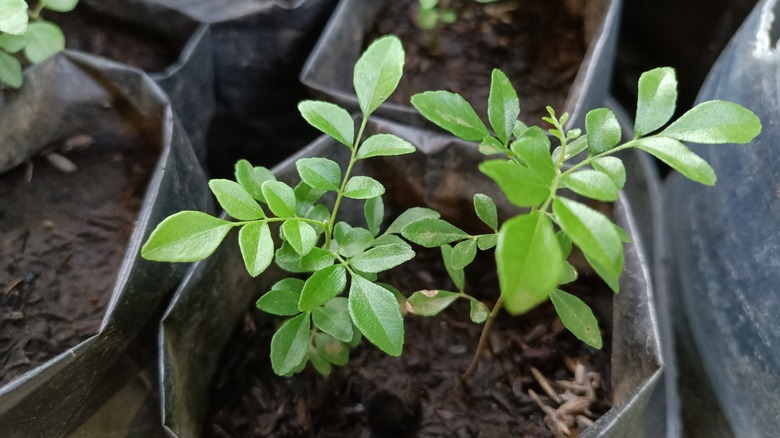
[406,290,459,316]
[357,134,415,159]
[261,180,297,217]
[0,33,26,53]
[354,35,404,116]
[488,68,520,144]
[364,196,384,236]
[477,234,497,250]
[560,261,577,285]
[469,300,489,324]
[338,227,374,258]
[497,212,562,314]
[0,51,22,88]
[479,160,551,207]
[552,135,588,163]
[660,100,761,144]
[42,0,78,12]
[315,332,349,366]
[634,137,716,185]
[553,198,623,284]
[550,289,602,349]
[238,221,274,277]
[411,90,489,141]
[635,67,677,136]
[450,239,477,270]
[301,204,329,234]
[343,176,385,199]
[299,265,347,311]
[235,160,275,202]
[209,179,265,220]
[296,157,342,191]
[615,224,632,243]
[510,126,555,179]
[561,170,619,202]
[385,207,440,235]
[0,0,27,35]
[479,136,506,156]
[333,222,352,244]
[556,230,572,258]
[298,100,354,147]
[275,244,334,273]
[592,156,626,190]
[24,21,64,64]
[141,211,234,262]
[308,346,332,376]
[473,193,498,231]
[270,313,311,375]
[585,108,621,155]
[401,218,469,247]
[281,219,317,257]
[420,0,438,9]
[294,182,325,206]
[256,283,301,316]
[313,297,353,342]
[372,234,411,249]
[349,243,415,273]
[441,244,465,291]
[417,8,437,29]
[348,275,404,356]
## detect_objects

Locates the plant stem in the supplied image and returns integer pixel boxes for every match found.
[461,296,504,381]
[29,1,45,19]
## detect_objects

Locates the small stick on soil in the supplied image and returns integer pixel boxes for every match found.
[531,367,561,404]
[461,296,504,381]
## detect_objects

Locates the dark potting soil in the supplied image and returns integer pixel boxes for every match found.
[45,6,183,73]
[206,248,612,437]
[0,133,157,385]
[368,0,587,125]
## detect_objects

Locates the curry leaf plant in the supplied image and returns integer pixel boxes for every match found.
[0,0,77,88]
[142,35,418,377]
[417,0,500,30]
[408,66,761,378]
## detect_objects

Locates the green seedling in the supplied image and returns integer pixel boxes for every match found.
[409,66,761,378]
[0,0,78,88]
[141,34,762,380]
[417,0,500,30]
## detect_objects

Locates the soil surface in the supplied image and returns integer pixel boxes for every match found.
[0,134,157,385]
[206,249,612,437]
[368,0,588,124]
[45,6,183,72]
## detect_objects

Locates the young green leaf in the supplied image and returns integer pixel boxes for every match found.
[0,51,22,88]
[296,157,342,191]
[141,211,234,262]
[313,297,353,342]
[354,35,404,117]
[441,244,465,291]
[349,243,415,273]
[371,234,411,250]
[209,179,265,220]
[401,218,469,247]
[0,32,25,52]
[0,0,27,35]
[343,176,385,199]
[660,100,761,144]
[584,253,620,293]
[338,227,374,258]
[488,68,520,144]
[235,160,275,202]
[556,230,572,258]
[298,100,354,147]
[42,0,78,12]
[261,180,297,217]
[385,207,440,235]
[450,239,477,270]
[635,67,677,136]
[479,160,551,207]
[239,221,274,277]
[469,300,490,324]
[294,182,325,206]
[298,265,347,311]
[550,289,602,349]
[406,290,459,316]
[473,193,498,231]
[333,221,353,244]
[256,286,301,317]
[552,135,588,163]
[348,275,404,356]
[561,170,619,202]
[315,332,349,366]
[270,312,311,375]
[411,90,489,141]
[479,136,506,156]
[592,156,626,189]
[559,261,578,285]
[510,126,555,179]
[308,346,332,376]
[24,21,64,64]
[477,234,497,250]
[357,133,415,159]
[281,219,317,257]
[585,108,621,155]
[552,198,623,283]
[276,244,334,273]
[364,196,384,236]
[633,137,716,185]
[497,212,562,314]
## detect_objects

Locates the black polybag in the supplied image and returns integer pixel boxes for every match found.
[158,117,661,437]
[0,52,211,437]
[663,0,780,436]
[300,0,622,130]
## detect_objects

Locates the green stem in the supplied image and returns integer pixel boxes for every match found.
[29,1,45,19]
[462,296,504,381]
[232,217,328,228]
